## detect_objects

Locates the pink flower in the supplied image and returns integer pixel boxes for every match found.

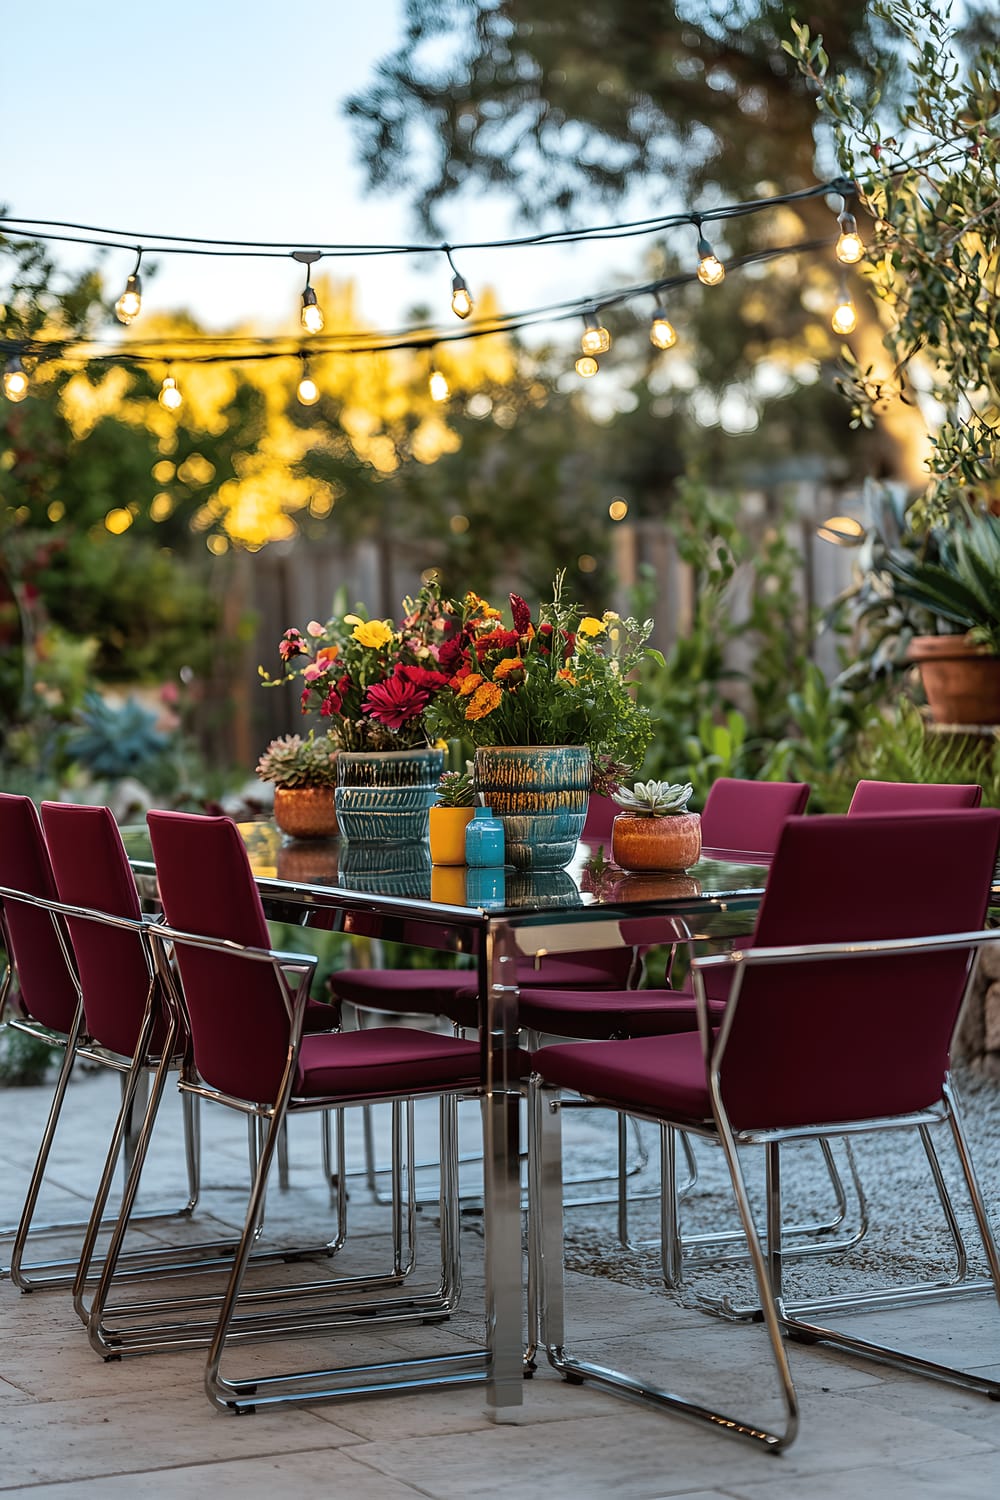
[279,628,307,662]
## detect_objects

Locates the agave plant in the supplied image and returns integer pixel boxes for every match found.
[612,780,694,817]
[255,732,339,788]
[434,767,476,807]
[885,509,1000,655]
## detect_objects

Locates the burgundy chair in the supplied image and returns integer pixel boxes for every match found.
[93,808,497,1408]
[0,794,84,1277]
[700,776,811,855]
[848,778,982,813]
[530,810,1000,1452]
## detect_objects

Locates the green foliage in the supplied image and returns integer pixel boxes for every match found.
[255,732,339,789]
[846,698,1000,806]
[0,1023,59,1086]
[64,692,170,781]
[434,768,476,806]
[611,780,693,817]
[883,508,1000,652]
[790,0,1000,528]
[759,662,860,810]
[682,710,752,807]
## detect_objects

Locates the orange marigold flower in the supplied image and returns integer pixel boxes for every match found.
[557,668,577,684]
[465,682,503,720]
[493,657,524,681]
[457,672,484,697]
[315,644,340,663]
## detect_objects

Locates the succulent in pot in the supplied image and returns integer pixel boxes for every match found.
[428,766,476,866]
[256,731,339,839]
[610,780,702,872]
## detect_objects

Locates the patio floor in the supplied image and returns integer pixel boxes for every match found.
[1,1061,998,1499]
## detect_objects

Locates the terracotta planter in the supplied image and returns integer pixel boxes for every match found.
[428,805,475,865]
[273,785,338,839]
[907,636,1000,725]
[611,811,702,872]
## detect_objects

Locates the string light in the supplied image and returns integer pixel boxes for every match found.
[835,209,864,265]
[114,248,143,324]
[831,282,858,335]
[695,225,725,286]
[3,355,28,402]
[580,311,611,355]
[293,250,324,334]
[444,246,474,319]
[649,305,677,350]
[296,357,319,406]
[575,355,599,378]
[429,365,450,402]
[158,371,183,411]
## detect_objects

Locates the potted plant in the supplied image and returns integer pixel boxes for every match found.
[425,572,660,870]
[610,780,702,872]
[883,508,1000,724]
[255,731,339,839]
[261,581,460,842]
[428,767,476,865]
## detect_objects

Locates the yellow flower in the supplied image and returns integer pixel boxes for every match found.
[465,682,503,721]
[352,619,394,650]
[578,617,606,637]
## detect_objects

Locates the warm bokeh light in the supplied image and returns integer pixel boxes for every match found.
[575,355,599,378]
[581,317,611,355]
[3,359,28,402]
[650,313,677,350]
[429,368,450,402]
[836,213,865,264]
[609,498,629,520]
[105,507,134,534]
[158,375,183,411]
[300,288,324,334]
[451,277,473,319]
[817,514,865,546]
[831,297,858,335]
[297,375,320,406]
[697,252,726,287]
[449,513,470,533]
[115,273,142,324]
[577,553,597,573]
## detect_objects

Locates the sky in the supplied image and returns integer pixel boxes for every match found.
[3,1,640,344]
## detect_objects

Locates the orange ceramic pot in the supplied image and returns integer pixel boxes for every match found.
[428,805,475,865]
[273,786,338,839]
[609,870,702,901]
[906,635,1000,725]
[611,811,702,872]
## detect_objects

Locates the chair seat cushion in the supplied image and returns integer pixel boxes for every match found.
[330,968,477,1025]
[518,987,726,1040]
[294,1026,486,1100]
[533,1032,712,1124]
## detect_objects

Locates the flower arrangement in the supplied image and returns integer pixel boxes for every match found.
[260,582,461,752]
[425,572,658,792]
[255,731,339,788]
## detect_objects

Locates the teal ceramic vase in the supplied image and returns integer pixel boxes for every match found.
[335,747,445,844]
[338,839,432,898]
[473,745,591,871]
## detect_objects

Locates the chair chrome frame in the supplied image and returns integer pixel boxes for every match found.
[82,917,485,1408]
[530,926,1000,1454]
[0,883,202,1291]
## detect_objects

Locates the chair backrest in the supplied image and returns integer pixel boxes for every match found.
[41,802,167,1059]
[699,778,811,856]
[582,794,618,844]
[0,793,79,1033]
[146,809,292,1102]
[716,810,1000,1130]
[848,779,982,814]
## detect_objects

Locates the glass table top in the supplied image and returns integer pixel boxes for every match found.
[121,820,770,923]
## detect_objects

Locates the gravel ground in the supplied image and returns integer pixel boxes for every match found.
[560,1065,1000,1309]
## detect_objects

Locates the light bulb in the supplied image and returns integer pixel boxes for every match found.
[429,368,450,402]
[451,274,473,319]
[831,296,857,335]
[836,212,864,264]
[159,374,183,411]
[115,272,143,325]
[650,309,677,350]
[696,232,725,286]
[301,286,324,334]
[297,374,319,406]
[575,355,599,378]
[581,313,611,355]
[3,356,28,402]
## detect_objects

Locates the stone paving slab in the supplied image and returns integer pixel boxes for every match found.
[1,1067,998,1498]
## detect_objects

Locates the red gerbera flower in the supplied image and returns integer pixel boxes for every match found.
[363,675,430,729]
[474,627,520,660]
[396,664,450,691]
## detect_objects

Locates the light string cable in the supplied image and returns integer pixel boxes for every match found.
[2,233,844,372]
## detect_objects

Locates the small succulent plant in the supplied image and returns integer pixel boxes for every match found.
[434,767,476,807]
[255,732,339,788]
[612,780,694,817]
